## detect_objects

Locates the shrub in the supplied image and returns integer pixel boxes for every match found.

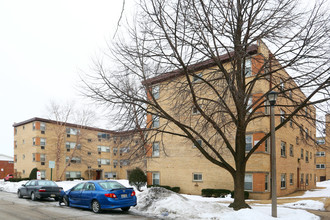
[8,178,30,182]
[29,168,39,180]
[201,189,231,198]
[230,191,249,199]
[147,185,180,193]
[128,168,147,191]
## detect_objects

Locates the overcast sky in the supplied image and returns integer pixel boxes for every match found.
[0,0,135,157]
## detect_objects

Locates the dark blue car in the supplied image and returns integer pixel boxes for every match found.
[59,180,137,213]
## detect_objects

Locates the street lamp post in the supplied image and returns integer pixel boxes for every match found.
[268,91,278,218]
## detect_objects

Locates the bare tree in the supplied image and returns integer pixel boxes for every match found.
[81,0,330,210]
[47,102,97,180]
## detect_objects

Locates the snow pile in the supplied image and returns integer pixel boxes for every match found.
[0,180,28,193]
[134,187,233,219]
[281,200,324,211]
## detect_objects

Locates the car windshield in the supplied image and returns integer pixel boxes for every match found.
[98,181,126,190]
[37,180,57,186]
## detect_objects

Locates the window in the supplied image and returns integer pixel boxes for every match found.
[244,59,252,77]
[97,132,110,140]
[193,73,202,82]
[97,146,110,152]
[152,142,160,157]
[289,144,294,157]
[289,119,293,127]
[316,164,325,169]
[265,138,269,153]
[66,142,81,149]
[40,123,46,132]
[32,153,36,162]
[290,173,294,185]
[113,160,118,168]
[66,157,81,164]
[66,171,81,179]
[265,174,269,191]
[192,106,200,115]
[33,138,36,146]
[14,155,17,162]
[289,90,292,99]
[152,115,160,128]
[84,183,96,191]
[152,172,160,185]
[316,152,325,157]
[305,128,309,139]
[296,137,299,145]
[245,135,253,152]
[310,152,312,159]
[97,159,110,165]
[14,141,17,148]
[281,174,286,189]
[40,154,45,162]
[301,174,304,184]
[113,147,118,155]
[280,109,285,123]
[317,139,325,145]
[120,147,130,154]
[280,79,285,91]
[264,100,270,115]
[40,138,46,146]
[32,122,36,130]
[244,174,253,191]
[193,173,203,182]
[40,170,46,180]
[23,154,25,160]
[104,172,117,179]
[247,96,253,113]
[306,151,309,162]
[152,85,160,99]
[281,142,286,157]
[120,159,130,166]
[66,128,79,135]
[301,149,304,159]
[306,174,309,185]
[193,139,202,148]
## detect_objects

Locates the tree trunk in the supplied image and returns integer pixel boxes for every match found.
[229,170,251,210]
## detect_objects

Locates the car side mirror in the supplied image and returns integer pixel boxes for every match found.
[21,184,25,187]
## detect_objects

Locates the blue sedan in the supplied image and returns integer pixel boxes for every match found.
[59,180,137,213]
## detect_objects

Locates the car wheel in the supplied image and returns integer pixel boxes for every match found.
[91,200,101,213]
[63,196,70,207]
[121,207,130,212]
[31,192,37,201]
[17,190,23,198]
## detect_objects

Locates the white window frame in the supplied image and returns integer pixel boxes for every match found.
[152,172,160,185]
[193,173,203,182]
[316,152,325,157]
[281,141,286,157]
[281,174,286,189]
[152,115,160,128]
[316,164,325,169]
[244,58,252,77]
[193,73,202,82]
[152,142,160,157]
[244,174,253,191]
[40,138,46,146]
[245,135,253,152]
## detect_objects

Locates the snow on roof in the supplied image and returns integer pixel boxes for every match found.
[0,154,13,161]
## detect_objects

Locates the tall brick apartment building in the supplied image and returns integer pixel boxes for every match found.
[13,118,145,181]
[143,42,318,199]
[0,154,14,179]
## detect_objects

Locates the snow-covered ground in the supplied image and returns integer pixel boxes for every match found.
[1,179,329,219]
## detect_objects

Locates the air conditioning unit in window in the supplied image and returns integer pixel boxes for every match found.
[114,165,116,168]
[98,165,101,168]
[67,134,70,138]
[41,162,45,165]
[41,131,45,134]
[41,146,45,150]
[67,149,70,152]
[98,152,101,155]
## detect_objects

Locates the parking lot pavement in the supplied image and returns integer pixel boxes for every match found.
[0,191,153,220]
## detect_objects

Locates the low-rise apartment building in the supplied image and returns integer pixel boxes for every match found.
[143,42,318,199]
[13,118,144,181]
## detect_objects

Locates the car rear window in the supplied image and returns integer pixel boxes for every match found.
[99,181,126,190]
[37,180,58,186]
